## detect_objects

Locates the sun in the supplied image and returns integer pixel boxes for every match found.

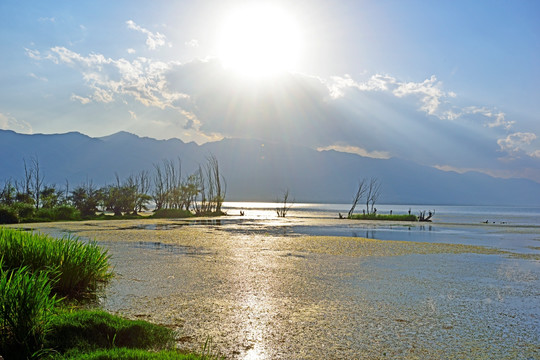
[217,3,302,77]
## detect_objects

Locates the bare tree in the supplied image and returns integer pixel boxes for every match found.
[276,189,293,217]
[31,156,44,209]
[365,177,381,215]
[348,179,366,218]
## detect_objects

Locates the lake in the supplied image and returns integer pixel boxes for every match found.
[24,202,540,359]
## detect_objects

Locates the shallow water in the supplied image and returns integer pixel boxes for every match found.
[24,212,540,359]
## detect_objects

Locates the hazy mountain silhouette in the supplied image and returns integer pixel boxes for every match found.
[1,129,539,205]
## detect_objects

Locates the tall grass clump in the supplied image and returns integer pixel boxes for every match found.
[0,259,61,359]
[0,227,112,299]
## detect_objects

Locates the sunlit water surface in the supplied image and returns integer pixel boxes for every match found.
[28,203,539,359]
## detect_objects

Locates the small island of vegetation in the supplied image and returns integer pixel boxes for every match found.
[345,177,434,222]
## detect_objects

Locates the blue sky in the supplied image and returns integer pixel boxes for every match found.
[0,0,539,182]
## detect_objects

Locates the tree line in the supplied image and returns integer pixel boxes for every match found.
[0,155,226,224]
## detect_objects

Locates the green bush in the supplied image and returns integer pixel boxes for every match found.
[0,261,60,359]
[54,205,81,221]
[0,228,112,299]
[0,206,19,224]
[152,208,193,219]
[12,202,36,219]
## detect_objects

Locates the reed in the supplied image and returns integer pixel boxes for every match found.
[0,260,60,359]
[0,227,112,299]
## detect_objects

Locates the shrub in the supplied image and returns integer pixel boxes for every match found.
[0,206,19,224]
[12,202,35,219]
[0,228,112,299]
[152,208,193,219]
[54,205,81,221]
[0,261,60,359]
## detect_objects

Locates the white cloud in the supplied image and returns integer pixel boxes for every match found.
[71,94,91,104]
[317,144,391,159]
[126,20,171,50]
[0,113,33,133]
[185,39,199,48]
[129,110,137,119]
[127,48,136,54]
[38,17,55,23]
[25,48,42,60]
[497,132,537,156]
[28,72,48,82]
[464,106,514,129]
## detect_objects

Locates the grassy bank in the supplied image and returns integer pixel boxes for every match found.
[349,213,418,221]
[0,228,218,360]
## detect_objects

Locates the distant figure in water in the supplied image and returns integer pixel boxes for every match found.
[338,213,344,219]
[408,208,411,215]
[363,209,365,215]
[240,210,245,216]
[390,210,393,215]
[483,220,489,224]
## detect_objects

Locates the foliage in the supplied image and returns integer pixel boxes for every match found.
[349,213,418,221]
[12,201,36,219]
[70,185,100,218]
[45,309,175,353]
[152,208,194,218]
[0,205,19,224]
[0,228,112,299]
[0,260,61,359]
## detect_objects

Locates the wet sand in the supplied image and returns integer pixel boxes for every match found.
[18,217,540,359]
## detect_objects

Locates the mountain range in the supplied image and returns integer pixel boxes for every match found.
[1,129,539,206]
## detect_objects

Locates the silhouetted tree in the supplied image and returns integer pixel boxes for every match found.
[348,179,366,218]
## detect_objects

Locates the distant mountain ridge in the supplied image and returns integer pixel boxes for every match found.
[1,129,540,206]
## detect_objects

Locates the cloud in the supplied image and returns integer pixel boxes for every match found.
[0,113,33,133]
[317,144,391,159]
[126,20,171,50]
[464,106,514,129]
[28,73,48,82]
[38,17,55,23]
[71,94,91,104]
[37,44,540,181]
[127,48,136,54]
[185,39,199,48]
[46,46,191,111]
[129,110,137,119]
[497,132,537,157]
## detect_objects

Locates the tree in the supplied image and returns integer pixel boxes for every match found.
[30,156,45,209]
[348,179,366,218]
[70,180,99,217]
[365,177,381,215]
[276,189,293,217]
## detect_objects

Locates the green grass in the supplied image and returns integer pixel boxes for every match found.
[349,213,418,221]
[45,310,175,353]
[0,260,61,359]
[0,227,112,299]
[58,348,203,360]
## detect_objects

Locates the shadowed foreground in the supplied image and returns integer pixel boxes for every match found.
[26,218,540,359]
